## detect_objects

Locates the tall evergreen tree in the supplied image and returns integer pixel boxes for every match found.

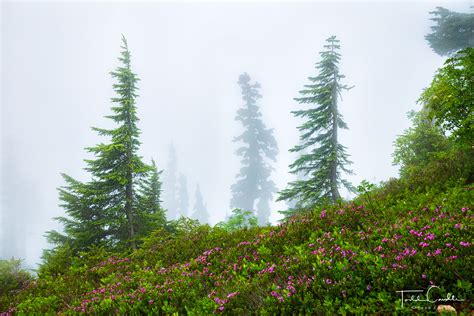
[191,184,209,224]
[177,173,189,218]
[136,159,166,238]
[47,36,150,250]
[162,144,179,220]
[230,73,278,225]
[425,7,474,56]
[278,36,353,208]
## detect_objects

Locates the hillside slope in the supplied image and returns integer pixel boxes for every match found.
[1,187,472,314]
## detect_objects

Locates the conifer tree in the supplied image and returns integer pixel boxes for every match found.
[425,7,474,56]
[177,173,189,218]
[136,159,166,238]
[230,73,278,225]
[162,144,179,220]
[278,36,353,208]
[191,184,209,224]
[48,36,150,250]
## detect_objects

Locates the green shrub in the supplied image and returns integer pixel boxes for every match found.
[0,258,32,310]
[2,188,471,314]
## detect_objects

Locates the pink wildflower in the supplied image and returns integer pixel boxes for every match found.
[268,264,276,273]
[425,233,435,240]
[271,291,284,302]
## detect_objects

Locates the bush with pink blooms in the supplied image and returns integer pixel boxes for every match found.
[1,185,472,314]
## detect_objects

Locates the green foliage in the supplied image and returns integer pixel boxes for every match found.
[390,48,474,194]
[356,180,377,195]
[391,47,474,195]
[278,35,354,208]
[136,159,166,241]
[38,243,75,277]
[0,258,32,306]
[420,48,474,146]
[369,110,472,210]
[393,110,451,178]
[425,7,474,56]
[46,36,163,252]
[355,177,473,216]
[2,188,472,314]
[216,208,259,232]
[167,216,201,235]
[231,72,278,225]
[355,180,378,210]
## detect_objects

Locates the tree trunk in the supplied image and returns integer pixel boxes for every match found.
[125,106,136,249]
[330,74,341,203]
[125,179,136,249]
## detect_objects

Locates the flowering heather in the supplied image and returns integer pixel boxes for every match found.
[1,200,472,314]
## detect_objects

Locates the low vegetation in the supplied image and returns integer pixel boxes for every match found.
[0,183,472,314]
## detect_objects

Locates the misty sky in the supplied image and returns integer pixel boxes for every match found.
[1,1,471,267]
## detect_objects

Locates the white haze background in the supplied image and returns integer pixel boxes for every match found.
[1,1,471,267]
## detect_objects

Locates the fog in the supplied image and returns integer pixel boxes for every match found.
[1,1,470,268]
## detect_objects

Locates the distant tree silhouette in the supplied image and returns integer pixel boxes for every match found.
[230,73,278,225]
[191,184,209,224]
[425,7,474,56]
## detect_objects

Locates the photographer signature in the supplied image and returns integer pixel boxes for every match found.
[396,286,465,308]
